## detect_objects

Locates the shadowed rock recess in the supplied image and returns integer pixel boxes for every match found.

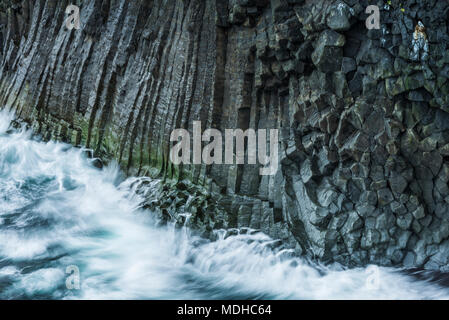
[2,0,449,271]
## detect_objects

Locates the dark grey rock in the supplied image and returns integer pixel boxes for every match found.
[312,45,343,73]
[396,213,413,230]
[342,57,356,74]
[326,2,352,31]
[377,188,394,206]
[389,173,408,194]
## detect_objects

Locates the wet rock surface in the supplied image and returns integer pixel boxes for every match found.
[2,0,449,270]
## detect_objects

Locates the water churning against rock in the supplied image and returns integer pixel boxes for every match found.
[0,111,448,300]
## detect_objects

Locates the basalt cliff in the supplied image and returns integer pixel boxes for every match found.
[2,0,449,271]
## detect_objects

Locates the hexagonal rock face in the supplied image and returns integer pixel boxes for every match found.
[3,0,449,271]
[312,30,345,72]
